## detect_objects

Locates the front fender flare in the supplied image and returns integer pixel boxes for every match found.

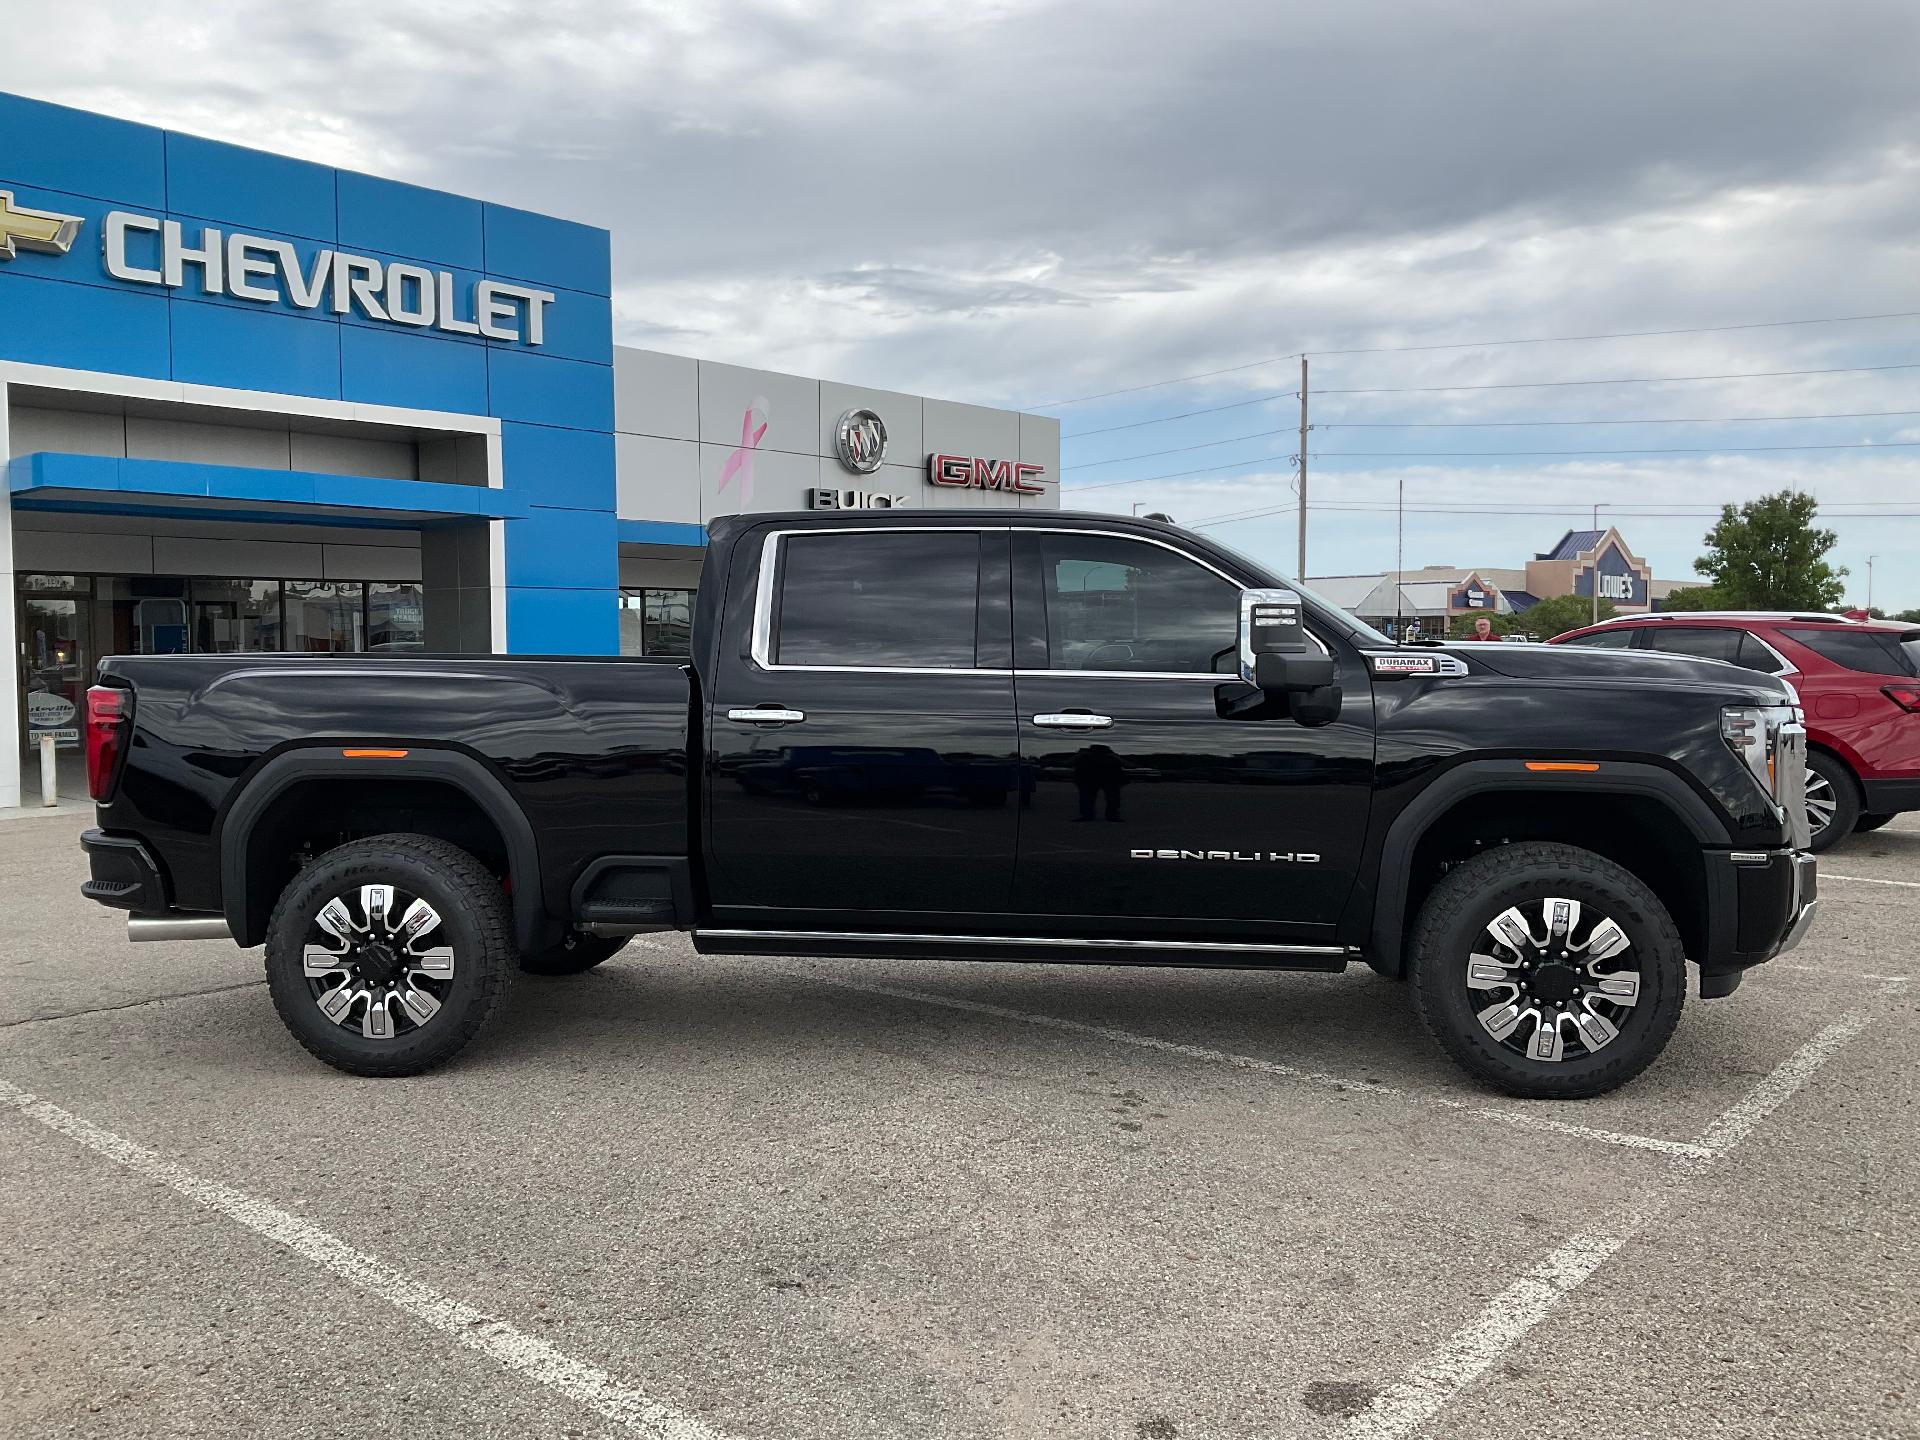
[1361,759,1727,978]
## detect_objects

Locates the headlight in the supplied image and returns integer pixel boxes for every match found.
[1722,704,1798,800]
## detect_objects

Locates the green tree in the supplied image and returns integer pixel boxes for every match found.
[1896,608,1920,624]
[1511,593,1617,640]
[1693,491,1847,609]
[1654,584,1727,612]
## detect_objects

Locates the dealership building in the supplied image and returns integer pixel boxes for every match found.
[0,90,1058,805]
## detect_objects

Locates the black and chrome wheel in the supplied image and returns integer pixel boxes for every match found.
[1803,752,1860,852]
[265,834,513,1076]
[1410,842,1685,1099]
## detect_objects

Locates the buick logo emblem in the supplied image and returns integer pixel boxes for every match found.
[834,408,888,475]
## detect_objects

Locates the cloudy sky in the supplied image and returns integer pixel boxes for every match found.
[14,0,1920,608]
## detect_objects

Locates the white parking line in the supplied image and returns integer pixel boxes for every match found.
[800,972,1714,1161]
[1341,988,1900,1440]
[0,1078,739,1440]
[1821,872,1920,889]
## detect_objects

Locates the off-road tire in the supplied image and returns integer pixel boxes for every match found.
[1853,812,1895,834]
[1805,751,1861,853]
[264,834,514,1077]
[1410,842,1686,1100]
[519,932,628,975]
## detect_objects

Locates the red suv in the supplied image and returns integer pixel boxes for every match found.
[1551,612,1920,851]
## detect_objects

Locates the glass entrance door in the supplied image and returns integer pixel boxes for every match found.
[18,590,91,754]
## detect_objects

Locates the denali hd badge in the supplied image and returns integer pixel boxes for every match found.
[1131,849,1321,863]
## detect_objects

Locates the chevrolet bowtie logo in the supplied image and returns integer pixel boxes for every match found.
[0,191,84,261]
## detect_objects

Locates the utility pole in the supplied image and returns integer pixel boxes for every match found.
[1590,502,1607,625]
[1867,554,1878,613]
[1297,355,1309,579]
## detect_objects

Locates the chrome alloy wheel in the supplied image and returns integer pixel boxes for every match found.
[1466,897,1641,1063]
[1804,769,1839,843]
[302,885,455,1040]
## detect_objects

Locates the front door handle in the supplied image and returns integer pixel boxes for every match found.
[727,707,806,726]
[1032,712,1114,730]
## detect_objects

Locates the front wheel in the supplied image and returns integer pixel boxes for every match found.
[264,834,514,1077]
[1410,842,1686,1099]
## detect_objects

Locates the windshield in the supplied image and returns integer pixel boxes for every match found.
[1198,533,1398,647]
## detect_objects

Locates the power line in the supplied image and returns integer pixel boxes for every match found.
[1185,500,1920,528]
[1062,391,1296,439]
[1310,441,1920,458]
[1316,360,1920,396]
[1065,455,1296,494]
[1063,427,1291,470]
[1034,308,1920,408]
[1317,407,1920,429]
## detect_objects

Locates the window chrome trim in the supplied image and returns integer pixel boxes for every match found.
[748,521,1331,679]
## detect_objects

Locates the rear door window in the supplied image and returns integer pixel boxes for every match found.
[1733,632,1787,674]
[1639,626,1741,663]
[773,530,981,668]
[1783,627,1920,678]
[1560,629,1636,650]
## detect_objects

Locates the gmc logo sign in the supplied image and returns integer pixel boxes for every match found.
[928,453,1046,494]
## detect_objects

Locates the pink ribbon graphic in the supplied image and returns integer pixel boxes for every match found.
[717,396,770,509]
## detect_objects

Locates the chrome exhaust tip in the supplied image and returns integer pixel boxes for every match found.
[127,913,233,943]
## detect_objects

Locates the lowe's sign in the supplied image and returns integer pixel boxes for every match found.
[102,212,556,344]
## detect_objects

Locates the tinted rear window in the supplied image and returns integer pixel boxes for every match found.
[1785,627,1920,678]
[1639,626,1740,663]
[1560,629,1635,650]
[775,531,980,668]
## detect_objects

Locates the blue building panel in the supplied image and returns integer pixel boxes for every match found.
[488,349,615,431]
[482,202,611,297]
[164,130,336,242]
[0,269,171,377]
[499,422,616,513]
[340,323,491,414]
[504,506,619,589]
[337,171,485,270]
[495,285,614,367]
[0,91,166,207]
[507,585,621,655]
[170,301,342,399]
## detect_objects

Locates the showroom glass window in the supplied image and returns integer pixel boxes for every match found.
[1035,533,1239,673]
[286,581,366,653]
[368,583,426,651]
[773,531,979,668]
[619,589,696,657]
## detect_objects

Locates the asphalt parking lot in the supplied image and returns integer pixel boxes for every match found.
[3,813,1916,1440]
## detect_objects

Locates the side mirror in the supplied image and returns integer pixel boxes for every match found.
[1239,589,1334,692]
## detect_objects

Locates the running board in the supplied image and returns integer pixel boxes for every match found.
[692,928,1353,970]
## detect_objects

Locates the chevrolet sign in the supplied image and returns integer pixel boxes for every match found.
[101,212,555,345]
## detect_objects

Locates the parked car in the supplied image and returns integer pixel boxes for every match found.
[79,511,1816,1098]
[1552,612,1920,850]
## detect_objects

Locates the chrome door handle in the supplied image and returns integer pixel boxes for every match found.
[727,707,806,726]
[1032,712,1113,730]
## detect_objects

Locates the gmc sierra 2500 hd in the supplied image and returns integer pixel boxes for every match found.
[78,510,1818,1098]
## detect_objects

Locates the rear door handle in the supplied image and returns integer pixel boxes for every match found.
[727,707,806,726]
[1032,712,1114,730]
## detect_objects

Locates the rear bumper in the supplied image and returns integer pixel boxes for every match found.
[1699,847,1818,996]
[1860,777,1920,815]
[80,828,169,912]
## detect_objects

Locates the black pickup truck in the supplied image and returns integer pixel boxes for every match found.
[79,510,1817,1097]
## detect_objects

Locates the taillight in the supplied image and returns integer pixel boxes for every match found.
[86,686,131,801]
[1885,684,1920,714]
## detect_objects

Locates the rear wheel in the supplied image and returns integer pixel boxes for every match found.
[1410,842,1686,1099]
[1804,752,1860,852]
[519,931,628,975]
[1854,812,1895,834]
[264,834,513,1077]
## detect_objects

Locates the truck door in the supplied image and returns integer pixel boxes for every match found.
[705,524,1019,924]
[1009,530,1373,941]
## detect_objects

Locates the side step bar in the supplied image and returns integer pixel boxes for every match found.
[694,928,1354,970]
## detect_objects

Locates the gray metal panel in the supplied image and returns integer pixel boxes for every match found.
[617,554,705,588]
[291,431,417,481]
[819,382,923,471]
[924,398,1020,464]
[613,346,700,441]
[153,536,323,578]
[126,416,293,469]
[11,526,153,574]
[7,405,127,459]
[698,442,821,523]
[322,544,423,582]
[696,361,821,457]
[615,433,701,524]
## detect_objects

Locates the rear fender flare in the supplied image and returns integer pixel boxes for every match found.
[1365,759,1727,978]
[216,747,545,951]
